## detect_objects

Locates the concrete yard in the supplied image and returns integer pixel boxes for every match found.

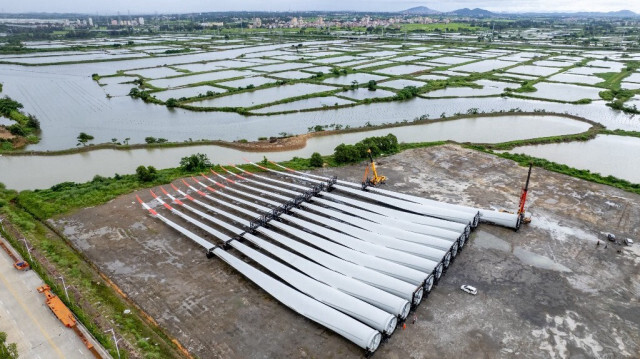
[0,236,101,359]
[53,145,640,358]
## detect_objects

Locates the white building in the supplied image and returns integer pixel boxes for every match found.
[138,17,144,25]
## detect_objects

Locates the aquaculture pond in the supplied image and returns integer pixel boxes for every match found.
[507,135,640,183]
[188,83,335,108]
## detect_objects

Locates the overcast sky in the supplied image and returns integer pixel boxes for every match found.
[1,1,639,14]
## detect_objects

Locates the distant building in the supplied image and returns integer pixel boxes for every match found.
[253,17,262,28]
[290,17,298,27]
[138,17,144,25]
[88,17,93,26]
[200,22,224,27]
[111,19,118,26]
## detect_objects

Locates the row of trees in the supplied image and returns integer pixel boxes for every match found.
[333,134,399,164]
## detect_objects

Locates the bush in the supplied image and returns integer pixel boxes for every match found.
[179,153,211,172]
[145,137,157,144]
[309,152,324,167]
[77,132,94,146]
[395,86,420,100]
[166,98,179,108]
[8,124,25,136]
[136,165,158,182]
[51,182,76,191]
[367,80,377,91]
[27,114,40,130]
[334,144,360,163]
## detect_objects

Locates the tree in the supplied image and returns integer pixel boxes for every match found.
[76,132,94,146]
[136,165,157,182]
[367,80,377,91]
[145,137,157,144]
[0,331,19,359]
[26,114,40,130]
[124,137,130,145]
[166,98,178,108]
[350,80,359,90]
[8,124,25,136]
[179,153,211,172]
[309,152,323,167]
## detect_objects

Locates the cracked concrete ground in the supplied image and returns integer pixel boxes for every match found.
[53,145,639,358]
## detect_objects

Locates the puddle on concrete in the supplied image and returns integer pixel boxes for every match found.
[472,230,512,252]
[513,247,572,272]
[474,230,572,272]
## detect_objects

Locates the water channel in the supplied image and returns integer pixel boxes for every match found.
[0,115,590,190]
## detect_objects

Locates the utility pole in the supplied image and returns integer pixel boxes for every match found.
[58,275,72,302]
[105,329,122,359]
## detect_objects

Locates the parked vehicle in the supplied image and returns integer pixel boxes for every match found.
[624,238,634,246]
[460,285,477,295]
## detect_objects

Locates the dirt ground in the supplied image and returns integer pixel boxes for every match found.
[53,145,640,359]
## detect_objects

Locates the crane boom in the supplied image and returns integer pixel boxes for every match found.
[518,163,533,219]
[362,149,386,189]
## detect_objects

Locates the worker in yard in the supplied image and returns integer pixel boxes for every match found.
[402,323,406,330]
[412,315,417,324]
[597,240,600,247]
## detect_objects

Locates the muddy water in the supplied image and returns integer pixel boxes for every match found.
[0,115,590,190]
[507,135,640,183]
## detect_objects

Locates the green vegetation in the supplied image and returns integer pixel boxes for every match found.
[136,165,158,182]
[309,152,324,167]
[145,137,168,144]
[166,98,179,108]
[76,132,94,146]
[0,331,18,359]
[179,153,211,172]
[0,184,182,359]
[510,81,537,93]
[334,134,399,164]
[395,86,420,100]
[0,96,40,147]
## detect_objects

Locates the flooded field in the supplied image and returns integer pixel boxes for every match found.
[424,80,512,98]
[189,83,334,108]
[0,115,591,190]
[323,73,387,85]
[148,70,252,88]
[519,82,603,102]
[507,135,640,183]
[152,86,221,101]
[376,64,431,75]
[252,96,354,114]
[0,38,639,163]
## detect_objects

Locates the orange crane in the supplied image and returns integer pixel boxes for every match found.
[0,240,30,271]
[37,285,102,358]
[361,149,386,190]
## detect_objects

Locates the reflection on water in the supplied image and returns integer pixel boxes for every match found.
[0,115,590,190]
